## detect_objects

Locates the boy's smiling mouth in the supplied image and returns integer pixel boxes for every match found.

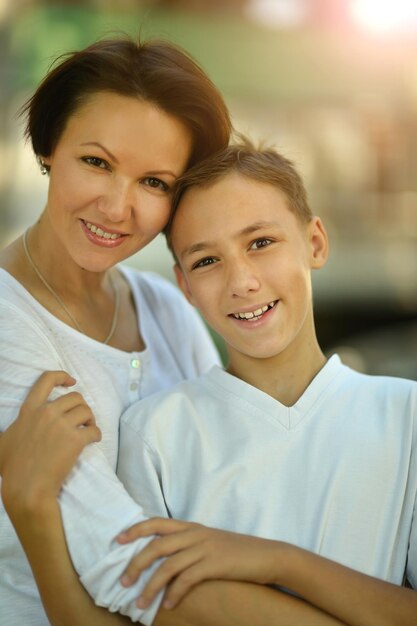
[230,300,278,322]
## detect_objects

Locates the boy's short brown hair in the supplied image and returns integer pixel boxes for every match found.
[165,137,313,250]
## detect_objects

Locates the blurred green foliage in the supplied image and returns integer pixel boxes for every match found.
[9,4,417,103]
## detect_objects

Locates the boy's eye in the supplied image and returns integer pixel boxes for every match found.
[250,238,272,250]
[142,177,170,192]
[192,257,216,270]
[82,156,109,169]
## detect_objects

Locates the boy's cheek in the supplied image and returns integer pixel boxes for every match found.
[174,264,196,305]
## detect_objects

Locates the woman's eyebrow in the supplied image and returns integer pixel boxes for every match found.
[80,143,177,178]
[80,142,118,163]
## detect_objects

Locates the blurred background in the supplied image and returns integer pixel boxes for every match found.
[1,0,416,377]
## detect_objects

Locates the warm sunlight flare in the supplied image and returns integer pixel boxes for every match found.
[350,0,417,34]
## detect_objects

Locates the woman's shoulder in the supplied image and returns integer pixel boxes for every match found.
[0,236,38,305]
[119,265,187,307]
[0,267,32,308]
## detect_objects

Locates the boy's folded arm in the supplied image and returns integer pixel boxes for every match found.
[8,459,346,626]
[279,541,417,626]
[116,517,417,626]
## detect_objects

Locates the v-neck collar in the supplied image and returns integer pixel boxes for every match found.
[206,355,344,430]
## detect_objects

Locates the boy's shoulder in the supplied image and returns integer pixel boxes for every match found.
[334,362,417,430]
[121,366,225,435]
[120,358,417,440]
[338,361,417,395]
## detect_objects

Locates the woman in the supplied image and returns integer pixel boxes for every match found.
[0,37,345,626]
[0,35,228,625]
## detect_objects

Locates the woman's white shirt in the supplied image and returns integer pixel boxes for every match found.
[0,265,219,625]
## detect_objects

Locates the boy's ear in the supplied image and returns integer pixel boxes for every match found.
[174,264,197,306]
[309,217,328,269]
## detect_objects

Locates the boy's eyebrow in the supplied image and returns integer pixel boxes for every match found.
[179,221,280,260]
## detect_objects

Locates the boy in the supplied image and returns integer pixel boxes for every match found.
[113,139,417,624]
[2,140,416,626]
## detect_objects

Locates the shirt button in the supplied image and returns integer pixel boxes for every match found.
[131,358,140,369]
[130,382,138,391]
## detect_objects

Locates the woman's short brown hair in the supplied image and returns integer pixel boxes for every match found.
[21,36,232,168]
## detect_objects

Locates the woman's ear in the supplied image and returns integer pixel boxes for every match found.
[174,264,197,306]
[309,217,329,269]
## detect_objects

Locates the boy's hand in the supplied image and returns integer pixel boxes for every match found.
[116,517,281,610]
[0,371,101,513]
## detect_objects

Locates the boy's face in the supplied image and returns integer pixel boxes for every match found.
[171,172,328,364]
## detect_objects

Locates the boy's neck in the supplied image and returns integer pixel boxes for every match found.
[226,339,327,407]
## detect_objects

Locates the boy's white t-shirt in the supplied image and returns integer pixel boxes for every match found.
[0,266,219,626]
[118,356,417,587]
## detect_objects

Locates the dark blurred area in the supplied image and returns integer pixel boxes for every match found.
[1,0,416,378]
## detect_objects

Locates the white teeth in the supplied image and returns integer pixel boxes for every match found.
[85,222,121,240]
[232,301,276,321]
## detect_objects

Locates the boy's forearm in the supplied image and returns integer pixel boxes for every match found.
[5,495,130,626]
[7,493,345,626]
[154,579,346,626]
[7,492,344,626]
[277,542,417,626]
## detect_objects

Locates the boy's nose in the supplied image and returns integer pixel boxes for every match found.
[227,259,261,298]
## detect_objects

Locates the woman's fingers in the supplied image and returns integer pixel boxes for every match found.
[65,403,96,427]
[22,371,76,411]
[21,372,98,432]
[0,371,99,508]
[53,392,95,422]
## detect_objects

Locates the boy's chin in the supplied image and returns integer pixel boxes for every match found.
[228,342,288,362]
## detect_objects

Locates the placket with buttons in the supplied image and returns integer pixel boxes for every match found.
[129,355,142,399]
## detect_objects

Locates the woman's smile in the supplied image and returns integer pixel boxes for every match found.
[80,219,128,248]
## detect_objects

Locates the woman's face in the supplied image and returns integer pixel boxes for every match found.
[42,91,192,272]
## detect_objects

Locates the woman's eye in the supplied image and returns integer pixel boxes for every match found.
[251,238,272,250]
[192,257,216,270]
[82,156,109,169]
[143,177,170,192]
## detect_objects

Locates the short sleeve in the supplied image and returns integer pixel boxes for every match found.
[118,417,170,519]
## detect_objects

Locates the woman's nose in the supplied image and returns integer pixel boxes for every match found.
[99,180,134,223]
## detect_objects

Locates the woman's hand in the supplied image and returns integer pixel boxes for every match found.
[0,370,101,515]
[116,517,283,610]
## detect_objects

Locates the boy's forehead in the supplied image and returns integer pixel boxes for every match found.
[174,171,292,221]
[178,171,287,208]
[171,172,301,254]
